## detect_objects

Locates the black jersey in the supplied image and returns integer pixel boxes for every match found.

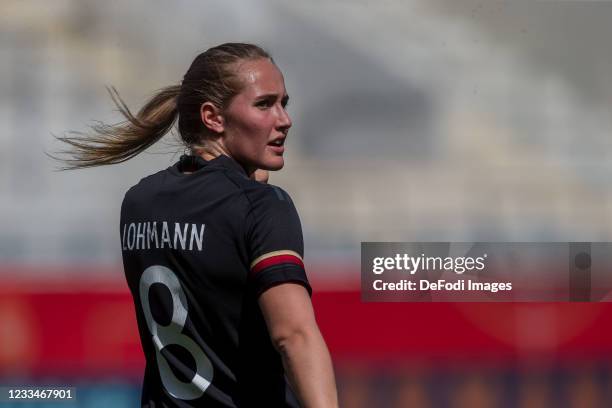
[120,154,311,407]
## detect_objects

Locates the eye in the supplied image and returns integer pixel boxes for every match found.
[255,99,274,109]
[281,97,289,109]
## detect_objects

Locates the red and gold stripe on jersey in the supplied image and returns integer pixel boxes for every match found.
[250,250,304,277]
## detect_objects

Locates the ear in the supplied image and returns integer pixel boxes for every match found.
[200,102,225,134]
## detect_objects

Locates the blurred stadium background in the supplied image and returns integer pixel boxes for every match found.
[2,0,612,406]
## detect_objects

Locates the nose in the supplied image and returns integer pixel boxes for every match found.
[276,106,292,132]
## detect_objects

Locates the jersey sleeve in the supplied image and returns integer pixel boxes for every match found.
[245,185,311,297]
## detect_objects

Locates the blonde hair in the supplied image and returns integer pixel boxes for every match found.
[54,43,271,169]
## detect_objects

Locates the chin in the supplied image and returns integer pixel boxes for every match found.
[261,157,284,171]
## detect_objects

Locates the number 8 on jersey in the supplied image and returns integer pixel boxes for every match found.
[139,265,214,400]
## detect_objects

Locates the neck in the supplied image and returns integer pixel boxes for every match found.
[192,143,255,177]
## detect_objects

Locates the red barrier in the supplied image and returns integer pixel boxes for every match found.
[1,265,612,376]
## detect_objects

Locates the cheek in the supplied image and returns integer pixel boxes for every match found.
[234,114,272,143]
[226,115,271,157]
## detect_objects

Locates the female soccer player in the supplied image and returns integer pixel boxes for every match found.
[57,43,338,407]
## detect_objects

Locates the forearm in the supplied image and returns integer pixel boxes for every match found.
[277,328,338,408]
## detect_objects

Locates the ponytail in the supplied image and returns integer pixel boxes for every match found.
[53,85,180,169]
[53,43,272,170]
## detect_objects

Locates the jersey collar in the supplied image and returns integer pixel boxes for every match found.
[177,154,249,179]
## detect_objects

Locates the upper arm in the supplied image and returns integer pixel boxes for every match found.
[258,282,318,348]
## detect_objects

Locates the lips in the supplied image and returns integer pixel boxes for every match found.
[267,136,286,154]
[267,137,285,147]
[267,144,284,154]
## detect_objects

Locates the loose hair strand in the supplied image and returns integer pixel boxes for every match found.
[52,85,180,170]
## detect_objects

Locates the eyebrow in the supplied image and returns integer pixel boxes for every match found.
[255,93,290,101]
